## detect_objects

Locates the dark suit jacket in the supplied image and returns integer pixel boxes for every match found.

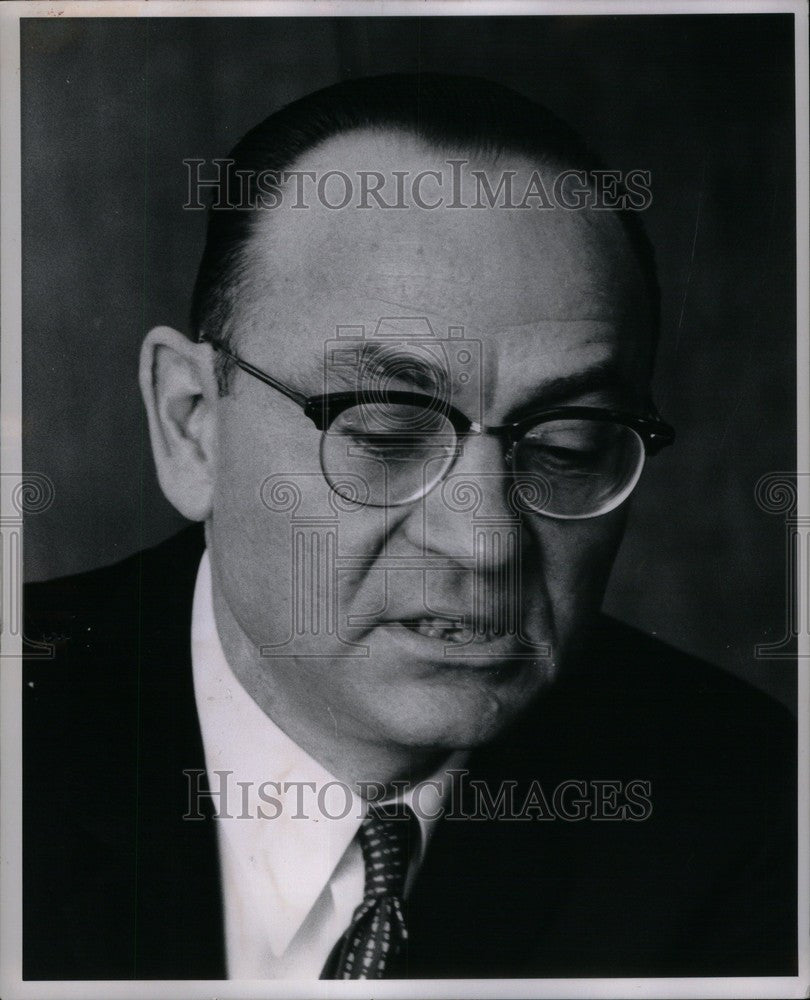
[23,525,797,979]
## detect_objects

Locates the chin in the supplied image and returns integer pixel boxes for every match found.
[367,666,549,752]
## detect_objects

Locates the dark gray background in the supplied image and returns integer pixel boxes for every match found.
[21,14,797,709]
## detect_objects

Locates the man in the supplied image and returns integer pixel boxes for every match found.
[23,74,796,981]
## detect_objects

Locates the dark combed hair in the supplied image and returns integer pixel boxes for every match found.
[189,73,660,384]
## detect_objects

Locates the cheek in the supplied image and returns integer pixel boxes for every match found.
[527,510,627,611]
[214,393,332,529]
[210,402,322,639]
[210,402,394,641]
[523,513,626,666]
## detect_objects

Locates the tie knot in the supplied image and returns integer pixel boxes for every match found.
[357,804,417,900]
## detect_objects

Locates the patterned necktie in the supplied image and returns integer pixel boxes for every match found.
[321,804,417,979]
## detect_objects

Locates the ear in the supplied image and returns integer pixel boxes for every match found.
[139,326,219,521]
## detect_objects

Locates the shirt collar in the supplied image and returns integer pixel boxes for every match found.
[190,549,464,957]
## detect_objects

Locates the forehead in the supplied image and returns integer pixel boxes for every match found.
[234,129,651,403]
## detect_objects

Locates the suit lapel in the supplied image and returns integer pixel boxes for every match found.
[399,738,575,976]
[395,659,612,978]
[131,525,227,978]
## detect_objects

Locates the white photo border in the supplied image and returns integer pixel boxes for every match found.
[1,2,807,998]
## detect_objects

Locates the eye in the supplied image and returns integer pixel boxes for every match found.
[330,402,452,438]
[525,422,603,449]
[347,430,416,453]
[524,442,602,475]
[540,441,600,462]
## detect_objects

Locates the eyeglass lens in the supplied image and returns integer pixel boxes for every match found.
[320,402,645,518]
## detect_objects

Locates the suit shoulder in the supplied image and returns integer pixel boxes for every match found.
[575,615,797,805]
[595,614,795,734]
[24,523,205,646]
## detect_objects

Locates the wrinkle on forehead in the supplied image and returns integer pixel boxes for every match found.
[296,217,623,310]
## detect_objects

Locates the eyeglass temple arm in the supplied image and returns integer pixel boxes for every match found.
[203,338,308,408]
[469,412,674,454]
[202,339,676,455]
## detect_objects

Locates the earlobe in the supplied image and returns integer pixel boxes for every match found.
[139,326,218,522]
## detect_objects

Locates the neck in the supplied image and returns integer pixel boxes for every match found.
[291,723,448,794]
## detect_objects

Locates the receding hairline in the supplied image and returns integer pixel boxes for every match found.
[188,73,660,388]
[232,125,651,331]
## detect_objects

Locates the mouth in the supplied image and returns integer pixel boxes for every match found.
[394,616,502,646]
[351,613,542,674]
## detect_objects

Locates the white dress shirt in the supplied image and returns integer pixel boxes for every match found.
[191,550,463,979]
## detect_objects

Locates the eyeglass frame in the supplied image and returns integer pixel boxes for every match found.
[202,336,676,511]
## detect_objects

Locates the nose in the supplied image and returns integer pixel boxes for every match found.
[400,431,521,567]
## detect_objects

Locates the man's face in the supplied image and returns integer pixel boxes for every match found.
[206,131,653,756]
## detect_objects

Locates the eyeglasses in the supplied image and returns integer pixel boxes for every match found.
[205,338,675,519]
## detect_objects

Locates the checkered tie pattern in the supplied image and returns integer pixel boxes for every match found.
[320,804,416,980]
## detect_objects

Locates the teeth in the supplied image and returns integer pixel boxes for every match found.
[405,619,494,644]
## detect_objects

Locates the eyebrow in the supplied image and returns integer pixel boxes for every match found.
[305,345,636,417]
[323,341,448,394]
[503,359,639,424]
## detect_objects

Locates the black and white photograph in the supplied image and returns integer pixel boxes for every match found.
[1,2,807,997]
